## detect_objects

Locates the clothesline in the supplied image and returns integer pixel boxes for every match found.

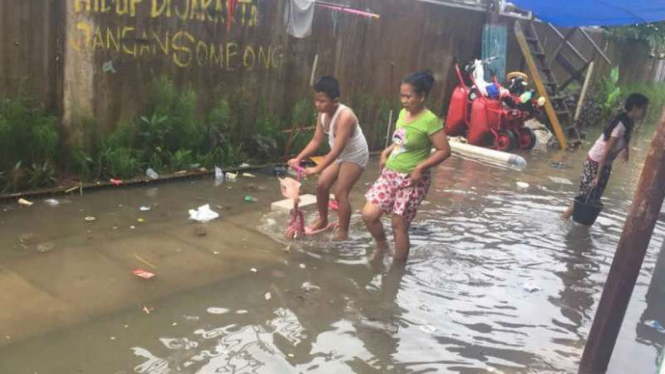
[315,1,381,19]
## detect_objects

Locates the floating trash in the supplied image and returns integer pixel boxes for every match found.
[522,283,541,293]
[646,320,665,333]
[18,198,33,207]
[265,292,272,301]
[146,168,159,180]
[85,216,97,222]
[359,317,398,333]
[550,162,567,169]
[133,269,156,279]
[44,199,60,207]
[215,167,224,186]
[206,307,230,315]
[548,176,573,185]
[301,282,321,292]
[236,310,248,314]
[139,206,151,212]
[188,204,219,223]
[36,242,55,253]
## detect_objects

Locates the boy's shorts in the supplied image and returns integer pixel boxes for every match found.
[365,168,431,224]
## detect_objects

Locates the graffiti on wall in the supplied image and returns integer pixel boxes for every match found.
[71,0,284,72]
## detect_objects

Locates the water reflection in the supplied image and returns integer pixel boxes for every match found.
[131,263,408,374]
[549,226,600,350]
[638,239,665,352]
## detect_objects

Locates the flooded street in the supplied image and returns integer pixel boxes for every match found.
[1,127,664,374]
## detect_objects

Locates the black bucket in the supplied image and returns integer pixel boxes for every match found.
[573,196,604,226]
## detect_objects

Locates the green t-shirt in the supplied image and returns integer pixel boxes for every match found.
[385,109,443,173]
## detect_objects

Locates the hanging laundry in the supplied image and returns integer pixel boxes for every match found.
[285,0,315,38]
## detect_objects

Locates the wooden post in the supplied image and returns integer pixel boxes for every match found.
[579,108,665,374]
[574,61,594,122]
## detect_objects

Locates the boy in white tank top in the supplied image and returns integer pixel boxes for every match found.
[288,76,369,240]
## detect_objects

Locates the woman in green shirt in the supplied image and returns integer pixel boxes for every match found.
[363,70,451,263]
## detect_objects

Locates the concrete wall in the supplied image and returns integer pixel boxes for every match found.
[0,0,655,151]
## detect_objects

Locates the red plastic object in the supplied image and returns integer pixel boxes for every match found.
[468,97,501,146]
[133,269,155,279]
[445,86,470,136]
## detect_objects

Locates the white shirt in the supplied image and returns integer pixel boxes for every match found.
[588,122,627,165]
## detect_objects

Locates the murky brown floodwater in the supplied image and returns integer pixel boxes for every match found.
[0,124,664,374]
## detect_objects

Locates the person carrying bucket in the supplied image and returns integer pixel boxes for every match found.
[562,93,650,222]
[287,76,369,240]
[362,70,451,263]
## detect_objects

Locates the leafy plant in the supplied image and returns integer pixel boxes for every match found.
[0,93,60,180]
[597,67,622,121]
[72,149,96,181]
[103,147,140,179]
[139,113,168,148]
[618,81,665,125]
[605,22,665,55]
[171,149,194,171]
[28,161,58,188]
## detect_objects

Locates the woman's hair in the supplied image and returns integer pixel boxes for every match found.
[314,76,341,100]
[602,93,649,142]
[402,70,435,98]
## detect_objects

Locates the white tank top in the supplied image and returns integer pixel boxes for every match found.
[320,104,369,168]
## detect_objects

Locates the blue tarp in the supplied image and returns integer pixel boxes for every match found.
[510,0,665,27]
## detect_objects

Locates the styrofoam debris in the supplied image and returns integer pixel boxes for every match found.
[188,204,219,223]
[206,307,230,315]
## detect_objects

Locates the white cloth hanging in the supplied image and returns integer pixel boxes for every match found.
[285,0,315,38]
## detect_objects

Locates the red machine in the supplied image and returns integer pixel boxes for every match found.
[445,59,542,152]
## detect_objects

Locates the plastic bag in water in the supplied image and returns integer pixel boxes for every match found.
[279,177,301,200]
[188,204,220,223]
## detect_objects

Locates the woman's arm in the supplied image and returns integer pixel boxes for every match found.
[593,136,619,186]
[380,144,396,171]
[305,112,354,175]
[410,130,451,182]
[287,117,325,168]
